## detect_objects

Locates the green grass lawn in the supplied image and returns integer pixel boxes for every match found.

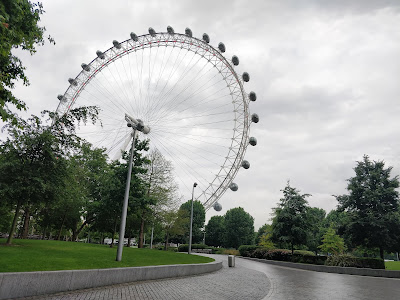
[0,239,213,273]
[385,261,400,270]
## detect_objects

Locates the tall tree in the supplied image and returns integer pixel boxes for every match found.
[271,182,312,254]
[336,155,400,259]
[0,0,54,124]
[306,207,326,255]
[173,200,205,244]
[318,226,346,255]
[256,224,274,249]
[205,215,225,247]
[224,207,254,249]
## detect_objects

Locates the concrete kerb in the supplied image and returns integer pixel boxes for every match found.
[0,259,222,299]
[239,256,400,278]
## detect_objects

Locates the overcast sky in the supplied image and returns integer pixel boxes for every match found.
[6,0,400,229]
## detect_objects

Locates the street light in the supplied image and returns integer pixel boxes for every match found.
[188,182,197,254]
[116,114,150,262]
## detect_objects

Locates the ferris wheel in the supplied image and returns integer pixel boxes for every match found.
[55,26,259,212]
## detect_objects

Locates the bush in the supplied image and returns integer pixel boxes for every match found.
[291,254,327,265]
[238,245,259,257]
[293,250,315,256]
[326,255,385,269]
[223,249,240,256]
[265,249,291,261]
[252,248,269,259]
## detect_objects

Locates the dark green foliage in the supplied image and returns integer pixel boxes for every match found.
[0,0,54,124]
[238,245,259,257]
[205,215,225,247]
[306,207,326,254]
[326,255,385,269]
[271,182,312,254]
[224,207,254,249]
[291,254,327,265]
[178,244,208,252]
[264,249,291,261]
[173,200,205,244]
[336,155,400,259]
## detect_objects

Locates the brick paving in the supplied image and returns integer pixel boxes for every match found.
[18,258,270,300]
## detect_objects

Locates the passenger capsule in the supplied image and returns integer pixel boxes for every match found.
[96,50,105,59]
[130,32,138,41]
[81,63,90,72]
[242,72,250,82]
[167,26,174,34]
[57,94,66,101]
[249,137,257,146]
[251,113,259,123]
[229,182,238,191]
[214,202,222,212]
[249,91,257,102]
[241,160,250,169]
[202,33,210,43]
[218,42,226,53]
[148,27,156,37]
[112,40,122,49]
[68,78,77,86]
[232,55,239,66]
[185,27,193,37]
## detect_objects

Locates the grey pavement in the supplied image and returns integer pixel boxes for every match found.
[16,255,400,300]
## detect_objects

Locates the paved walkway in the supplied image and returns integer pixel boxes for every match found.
[19,256,269,300]
[18,255,400,300]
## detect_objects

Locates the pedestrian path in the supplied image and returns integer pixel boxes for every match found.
[19,256,270,300]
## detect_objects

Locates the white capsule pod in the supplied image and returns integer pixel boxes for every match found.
[218,42,226,53]
[229,182,238,191]
[167,25,174,34]
[148,27,156,37]
[57,94,66,102]
[241,160,250,169]
[202,33,210,43]
[249,137,257,146]
[249,91,256,101]
[242,72,250,82]
[96,50,105,59]
[185,27,192,37]
[232,55,239,66]
[251,113,259,123]
[112,40,122,49]
[130,32,138,41]
[214,202,222,211]
[81,63,90,72]
[68,78,77,86]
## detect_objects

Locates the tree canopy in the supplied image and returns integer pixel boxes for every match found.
[224,207,254,249]
[336,155,400,259]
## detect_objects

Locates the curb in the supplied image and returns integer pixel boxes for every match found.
[239,256,400,278]
[0,260,222,299]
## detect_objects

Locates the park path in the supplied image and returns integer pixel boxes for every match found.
[17,255,400,299]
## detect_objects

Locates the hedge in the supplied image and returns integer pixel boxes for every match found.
[238,245,260,257]
[326,255,385,269]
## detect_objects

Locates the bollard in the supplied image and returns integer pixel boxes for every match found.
[228,255,235,267]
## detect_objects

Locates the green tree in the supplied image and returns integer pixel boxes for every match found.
[205,216,225,247]
[224,207,254,249]
[336,155,400,259]
[318,226,346,255]
[256,224,274,249]
[173,200,205,244]
[0,0,54,124]
[271,182,311,254]
[306,207,326,255]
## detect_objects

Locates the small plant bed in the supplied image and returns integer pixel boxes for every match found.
[385,261,400,270]
[0,239,214,273]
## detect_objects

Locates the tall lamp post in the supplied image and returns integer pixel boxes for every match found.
[188,182,197,254]
[116,114,150,262]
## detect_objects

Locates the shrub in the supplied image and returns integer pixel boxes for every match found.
[178,244,209,252]
[293,250,315,256]
[223,249,240,256]
[291,254,327,265]
[326,255,385,269]
[238,245,259,257]
[252,248,269,259]
[265,249,291,261]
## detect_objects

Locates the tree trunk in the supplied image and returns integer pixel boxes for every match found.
[6,200,22,245]
[127,234,131,247]
[56,212,67,240]
[139,211,146,248]
[379,247,384,260]
[42,227,47,240]
[164,231,169,251]
[110,217,118,248]
[21,206,31,239]
[291,243,294,256]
